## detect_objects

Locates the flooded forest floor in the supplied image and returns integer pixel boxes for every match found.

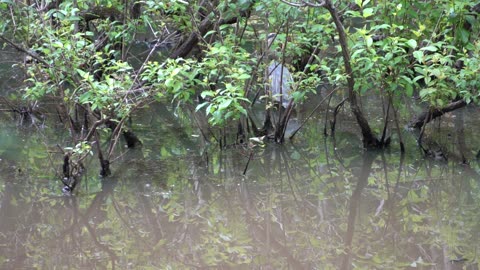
[1,44,480,269]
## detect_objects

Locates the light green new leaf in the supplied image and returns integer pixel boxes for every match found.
[413,51,424,63]
[406,39,417,49]
[362,8,374,18]
[420,46,437,52]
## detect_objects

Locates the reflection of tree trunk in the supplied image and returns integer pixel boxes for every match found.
[83,221,118,269]
[454,109,468,163]
[136,183,164,244]
[330,97,347,136]
[0,178,27,269]
[279,148,300,205]
[57,175,119,265]
[242,206,306,269]
[384,153,404,233]
[341,153,377,270]
[238,157,305,269]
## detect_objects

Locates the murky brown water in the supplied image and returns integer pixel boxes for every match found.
[1,45,480,269]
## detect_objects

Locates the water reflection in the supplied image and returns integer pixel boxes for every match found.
[1,103,480,269]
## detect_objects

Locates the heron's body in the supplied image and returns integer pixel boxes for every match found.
[267,61,293,108]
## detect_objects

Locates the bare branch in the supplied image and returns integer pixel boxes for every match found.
[280,0,325,7]
[0,35,49,66]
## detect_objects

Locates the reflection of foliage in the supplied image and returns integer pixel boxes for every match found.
[2,106,480,269]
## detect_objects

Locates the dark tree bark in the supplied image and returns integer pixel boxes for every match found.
[169,17,213,59]
[105,119,142,148]
[80,6,124,23]
[169,2,254,59]
[63,154,70,178]
[130,1,141,19]
[123,129,142,148]
[100,159,111,177]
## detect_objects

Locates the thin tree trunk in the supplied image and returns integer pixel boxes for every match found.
[324,0,380,148]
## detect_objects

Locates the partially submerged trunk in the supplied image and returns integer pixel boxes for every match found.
[105,119,142,148]
[324,0,381,148]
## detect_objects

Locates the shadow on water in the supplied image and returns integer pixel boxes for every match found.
[340,151,377,270]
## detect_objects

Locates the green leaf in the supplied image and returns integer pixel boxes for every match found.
[195,102,210,112]
[419,87,436,99]
[457,27,470,44]
[171,67,181,76]
[52,41,64,48]
[366,37,373,47]
[235,103,247,116]
[165,78,174,88]
[79,92,91,104]
[200,91,215,98]
[383,52,393,61]
[67,16,81,21]
[351,48,365,60]
[405,84,413,97]
[431,69,441,78]
[237,73,250,80]
[218,99,232,110]
[406,39,417,49]
[400,75,412,84]
[362,8,374,18]
[204,30,216,38]
[76,69,89,79]
[413,51,424,63]
[436,99,444,107]
[412,75,424,83]
[420,45,437,52]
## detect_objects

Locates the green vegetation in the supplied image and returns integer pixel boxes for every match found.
[0,0,479,183]
[2,1,480,268]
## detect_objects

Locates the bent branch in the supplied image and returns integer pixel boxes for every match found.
[408,99,467,129]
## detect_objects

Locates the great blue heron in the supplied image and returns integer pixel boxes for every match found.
[266,33,294,108]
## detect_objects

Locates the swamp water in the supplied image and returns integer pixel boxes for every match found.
[1,47,480,269]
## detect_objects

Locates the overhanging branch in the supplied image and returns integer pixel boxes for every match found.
[408,99,468,129]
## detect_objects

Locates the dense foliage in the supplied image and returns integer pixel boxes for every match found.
[1,1,480,268]
[0,0,479,179]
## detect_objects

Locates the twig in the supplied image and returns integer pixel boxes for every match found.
[389,94,404,152]
[330,97,347,136]
[242,151,254,175]
[380,97,390,144]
